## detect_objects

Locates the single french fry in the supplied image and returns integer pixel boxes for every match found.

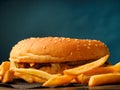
[76,74,90,84]
[0,65,1,78]
[9,60,17,70]
[89,73,120,86]
[0,75,2,81]
[70,79,78,83]
[15,71,46,83]
[15,68,53,80]
[43,75,75,87]
[64,55,109,75]
[2,70,14,83]
[32,75,46,83]
[113,62,120,72]
[14,72,33,83]
[82,62,120,76]
[0,65,1,70]
[0,61,10,76]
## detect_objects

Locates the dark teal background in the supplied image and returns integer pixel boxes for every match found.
[0,0,120,64]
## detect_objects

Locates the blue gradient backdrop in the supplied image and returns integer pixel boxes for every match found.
[0,0,120,64]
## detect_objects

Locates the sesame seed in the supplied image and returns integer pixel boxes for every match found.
[61,38,65,41]
[21,44,25,47]
[54,40,58,43]
[70,52,73,55]
[95,44,98,47]
[88,40,91,42]
[87,46,90,49]
[43,46,46,49]
[54,37,58,40]
[88,43,91,46]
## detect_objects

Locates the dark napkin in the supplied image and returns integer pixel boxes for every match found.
[1,79,120,90]
[0,79,86,89]
[0,79,44,89]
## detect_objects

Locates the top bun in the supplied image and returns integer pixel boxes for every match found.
[9,37,110,63]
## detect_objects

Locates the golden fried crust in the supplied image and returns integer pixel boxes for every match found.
[9,37,110,63]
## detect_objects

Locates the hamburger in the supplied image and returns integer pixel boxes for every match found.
[9,37,110,74]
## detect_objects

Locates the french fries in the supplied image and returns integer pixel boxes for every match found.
[0,61,14,83]
[89,73,120,86]
[38,56,111,87]
[76,74,90,84]
[0,54,120,87]
[32,75,46,83]
[0,76,2,81]
[2,70,14,83]
[14,72,34,83]
[64,55,109,75]
[0,61,10,76]
[14,68,53,80]
[82,62,120,76]
[43,74,75,87]
[14,71,47,83]
[76,62,120,85]
[14,68,55,84]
